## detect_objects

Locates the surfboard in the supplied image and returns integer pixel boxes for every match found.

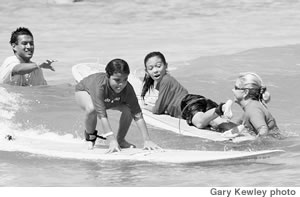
[71,63,254,143]
[0,134,284,164]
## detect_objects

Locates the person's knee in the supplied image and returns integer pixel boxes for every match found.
[193,122,206,129]
[84,105,96,116]
[192,113,206,129]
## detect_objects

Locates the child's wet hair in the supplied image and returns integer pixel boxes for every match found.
[238,72,271,104]
[143,51,167,66]
[10,27,33,45]
[105,58,130,77]
[141,51,167,99]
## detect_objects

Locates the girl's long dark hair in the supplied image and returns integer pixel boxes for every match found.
[141,52,167,99]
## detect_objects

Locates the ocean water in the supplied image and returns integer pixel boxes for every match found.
[0,0,300,188]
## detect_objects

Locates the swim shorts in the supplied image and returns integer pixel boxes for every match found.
[180,94,218,126]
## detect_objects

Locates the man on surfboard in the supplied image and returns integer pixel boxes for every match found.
[0,27,55,86]
[75,58,161,153]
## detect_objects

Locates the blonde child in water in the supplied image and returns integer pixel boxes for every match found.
[141,51,235,132]
[226,72,280,138]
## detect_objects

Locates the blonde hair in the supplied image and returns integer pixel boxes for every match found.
[238,72,271,104]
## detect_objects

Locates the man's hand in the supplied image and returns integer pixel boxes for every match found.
[39,59,56,71]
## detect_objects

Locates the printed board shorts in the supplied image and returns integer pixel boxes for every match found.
[180,94,218,126]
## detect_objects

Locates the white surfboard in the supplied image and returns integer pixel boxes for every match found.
[71,63,254,142]
[0,134,284,164]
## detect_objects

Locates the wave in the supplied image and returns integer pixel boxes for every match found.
[0,85,83,144]
[0,87,29,120]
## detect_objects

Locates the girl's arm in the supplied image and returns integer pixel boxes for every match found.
[99,117,121,153]
[249,110,269,136]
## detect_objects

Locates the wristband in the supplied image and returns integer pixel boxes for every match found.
[102,131,114,138]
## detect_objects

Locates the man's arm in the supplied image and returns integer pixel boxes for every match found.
[12,60,56,75]
[12,62,39,75]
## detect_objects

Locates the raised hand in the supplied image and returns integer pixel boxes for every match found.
[39,59,56,71]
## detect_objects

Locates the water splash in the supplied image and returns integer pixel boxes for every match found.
[0,87,28,120]
[0,86,82,144]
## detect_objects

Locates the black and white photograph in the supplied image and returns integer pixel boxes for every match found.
[0,0,299,195]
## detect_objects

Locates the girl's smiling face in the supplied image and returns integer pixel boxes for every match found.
[145,56,167,82]
[109,72,128,93]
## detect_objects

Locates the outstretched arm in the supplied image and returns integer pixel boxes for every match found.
[39,59,56,71]
[12,62,39,75]
[12,60,56,75]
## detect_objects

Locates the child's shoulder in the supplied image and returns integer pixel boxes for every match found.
[161,74,183,87]
[161,73,177,83]
[245,100,266,114]
[123,80,133,92]
[82,72,107,84]
[88,72,106,78]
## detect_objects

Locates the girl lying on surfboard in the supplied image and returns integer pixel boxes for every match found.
[223,72,282,139]
[141,51,235,132]
[75,58,161,153]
